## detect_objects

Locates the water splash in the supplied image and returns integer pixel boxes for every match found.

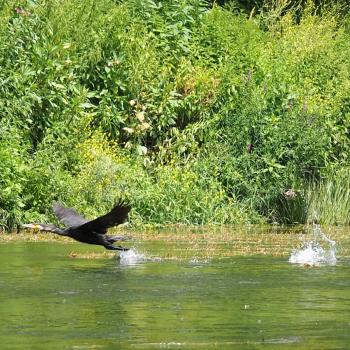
[119,249,146,266]
[289,223,336,266]
[189,257,211,264]
[119,249,162,266]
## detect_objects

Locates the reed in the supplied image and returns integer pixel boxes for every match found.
[307,168,350,225]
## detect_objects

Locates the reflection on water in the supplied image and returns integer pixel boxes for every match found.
[1,227,350,350]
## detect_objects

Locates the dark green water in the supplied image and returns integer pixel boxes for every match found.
[1,241,350,350]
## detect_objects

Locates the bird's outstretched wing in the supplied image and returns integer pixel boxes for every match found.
[78,200,131,234]
[53,202,88,227]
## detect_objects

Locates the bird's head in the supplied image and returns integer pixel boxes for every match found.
[22,223,44,231]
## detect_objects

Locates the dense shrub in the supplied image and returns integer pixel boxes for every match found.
[0,125,28,229]
[1,0,350,230]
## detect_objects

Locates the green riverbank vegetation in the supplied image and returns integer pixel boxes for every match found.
[1,0,350,231]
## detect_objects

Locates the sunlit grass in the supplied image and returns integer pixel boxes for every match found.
[307,168,350,225]
[132,226,350,260]
[0,231,73,243]
[3,225,350,260]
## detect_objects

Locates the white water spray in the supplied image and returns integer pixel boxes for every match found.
[119,249,162,266]
[289,223,337,266]
[119,249,146,266]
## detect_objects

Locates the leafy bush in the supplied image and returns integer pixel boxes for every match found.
[61,131,255,225]
[0,125,28,229]
[1,0,350,230]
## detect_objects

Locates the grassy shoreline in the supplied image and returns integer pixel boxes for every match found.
[2,225,350,260]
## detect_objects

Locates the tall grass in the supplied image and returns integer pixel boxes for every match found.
[307,168,350,225]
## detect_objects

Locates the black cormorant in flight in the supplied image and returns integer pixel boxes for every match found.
[22,201,131,251]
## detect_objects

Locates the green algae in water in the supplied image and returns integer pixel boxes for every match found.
[1,229,350,349]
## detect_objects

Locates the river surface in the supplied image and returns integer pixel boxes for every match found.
[1,227,350,349]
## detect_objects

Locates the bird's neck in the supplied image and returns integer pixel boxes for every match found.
[52,227,68,236]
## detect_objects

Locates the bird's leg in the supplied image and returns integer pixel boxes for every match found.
[104,244,129,251]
